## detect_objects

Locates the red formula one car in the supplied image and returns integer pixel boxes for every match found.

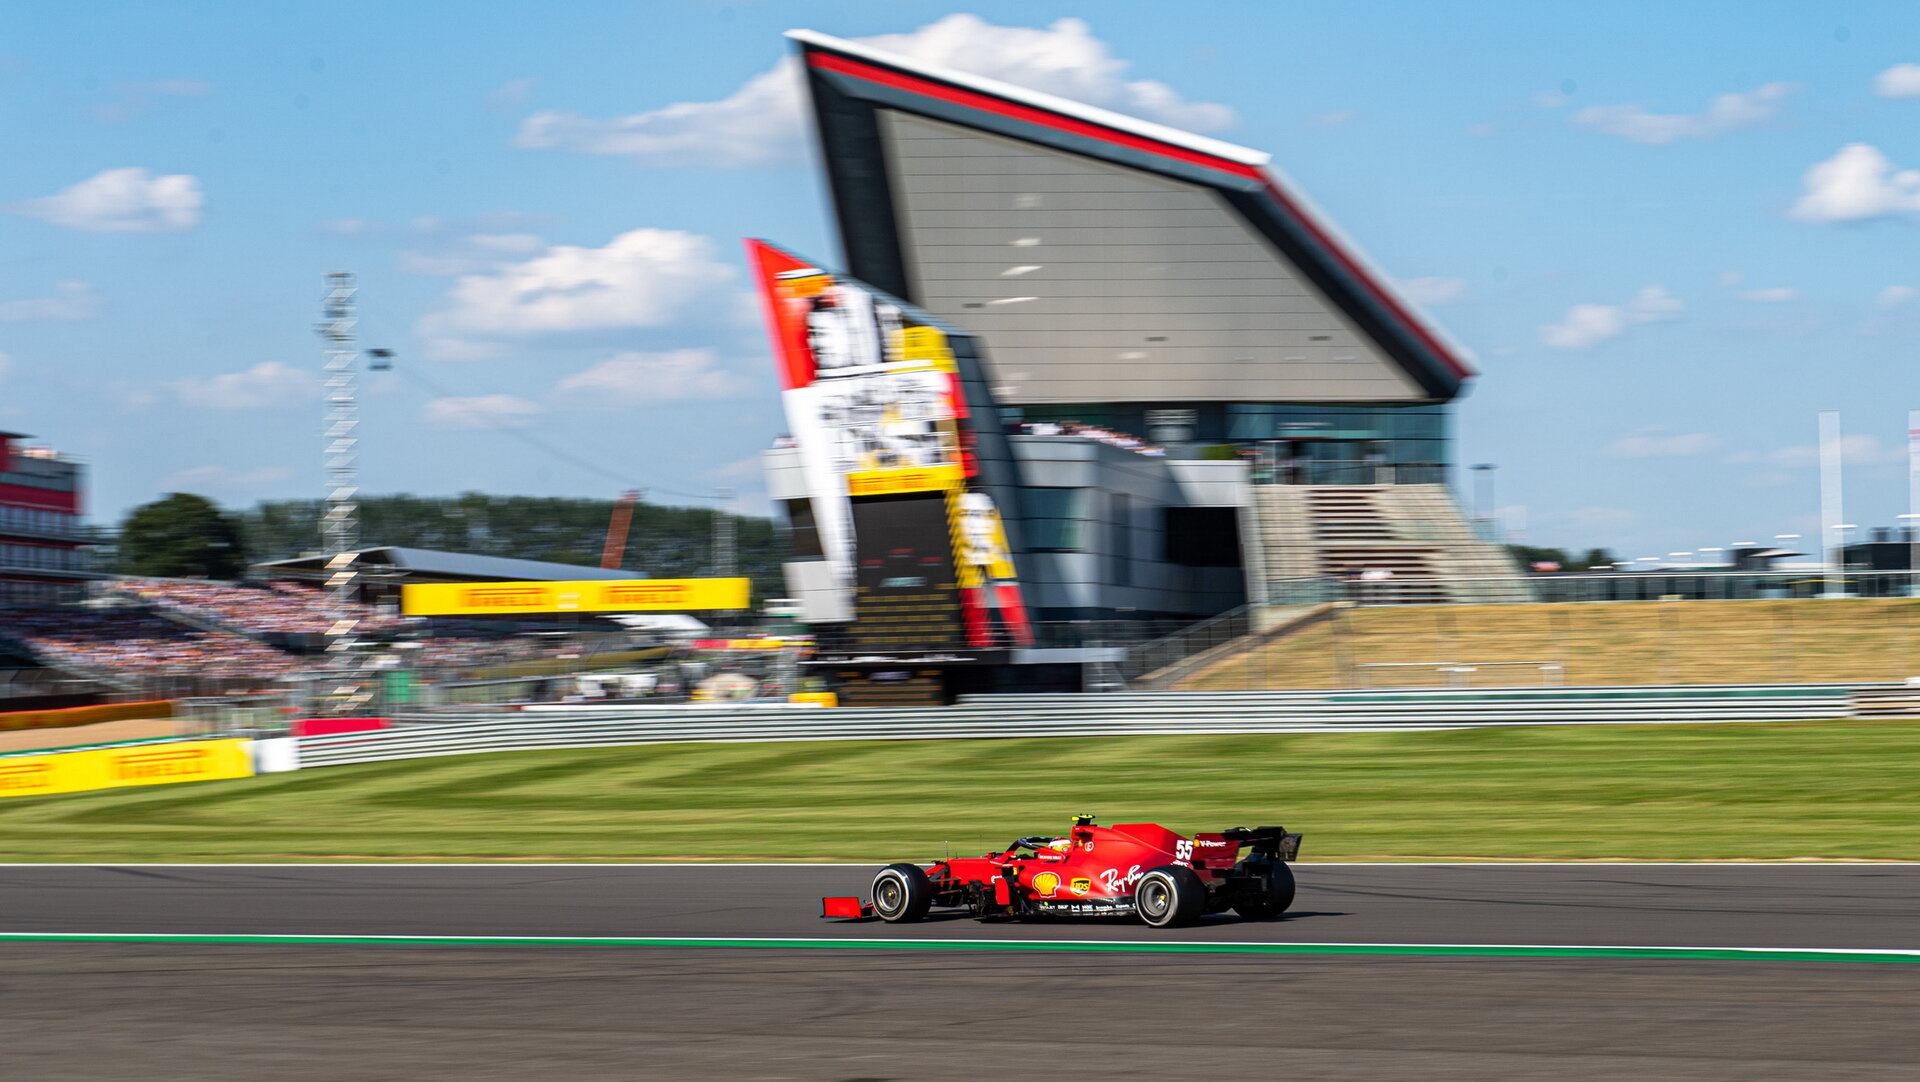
[822,815,1302,928]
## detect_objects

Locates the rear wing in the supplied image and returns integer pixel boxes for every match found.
[1194,826,1303,866]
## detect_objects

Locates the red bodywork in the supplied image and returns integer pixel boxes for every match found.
[822,819,1302,922]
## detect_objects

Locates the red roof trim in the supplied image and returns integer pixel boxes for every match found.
[1256,177,1474,379]
[807,51,1262,182]
[805,48,1473,382]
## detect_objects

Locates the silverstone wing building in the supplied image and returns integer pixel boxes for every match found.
[760,30,1523,698]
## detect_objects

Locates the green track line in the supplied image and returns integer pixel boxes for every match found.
[4,932,1914,964]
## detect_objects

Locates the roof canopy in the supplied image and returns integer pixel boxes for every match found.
[254,546,648,584]
[789,29,1474,404]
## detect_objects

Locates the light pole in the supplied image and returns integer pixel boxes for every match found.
[1470,463,1497,533]
[1900,514,1920,595]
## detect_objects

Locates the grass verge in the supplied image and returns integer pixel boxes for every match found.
[0,719,1915,862]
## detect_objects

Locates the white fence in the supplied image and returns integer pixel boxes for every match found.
[291,686,1860,769]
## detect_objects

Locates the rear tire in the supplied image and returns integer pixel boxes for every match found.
[1233,861,1296,920]
[1135,865,1205,928]
[871,863,932,922]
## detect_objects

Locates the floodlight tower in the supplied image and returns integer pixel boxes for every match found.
[317,272,362,661]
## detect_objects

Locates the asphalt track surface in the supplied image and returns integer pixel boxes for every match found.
[4,865,1917,1080]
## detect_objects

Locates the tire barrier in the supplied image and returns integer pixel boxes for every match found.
[292,686,1859,770]
[0,699,174,732]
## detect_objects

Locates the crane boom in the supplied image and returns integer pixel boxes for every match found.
[601,489,641,570]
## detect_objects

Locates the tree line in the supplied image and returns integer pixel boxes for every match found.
[112,492,784,598]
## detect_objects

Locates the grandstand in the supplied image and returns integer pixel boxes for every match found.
[0,432,100,607]
[1176,598,1920,689]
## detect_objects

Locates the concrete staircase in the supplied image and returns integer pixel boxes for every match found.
[1245,483,1530,605]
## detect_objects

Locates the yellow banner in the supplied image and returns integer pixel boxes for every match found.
[847,462,964,497]
[401,577,751,616]
[0,739,254,800]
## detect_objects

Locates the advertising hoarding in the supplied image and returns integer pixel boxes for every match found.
[401,577,751,617]
[749,239,1033,654]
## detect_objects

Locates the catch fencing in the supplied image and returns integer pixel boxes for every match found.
[292,686,1859,769]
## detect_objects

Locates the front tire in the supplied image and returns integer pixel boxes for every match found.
[871,863,932,922]
[1233,861,1296,920]
[1135,865,1205,928]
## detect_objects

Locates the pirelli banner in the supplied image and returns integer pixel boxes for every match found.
[0,739,255,800]
[401,577,751,617]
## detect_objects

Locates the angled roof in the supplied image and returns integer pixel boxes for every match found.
[788,29,1474,402]
[254,546,648,583]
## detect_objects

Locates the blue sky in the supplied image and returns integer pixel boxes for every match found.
[4,1,1919,561]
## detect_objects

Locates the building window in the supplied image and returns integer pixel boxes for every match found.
[1021,487,1087,552]
[780,498,824,559]
[1110,493,1131,586]
[1164,507,1242,567]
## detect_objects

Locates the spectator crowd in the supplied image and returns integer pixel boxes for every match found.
[1016,420,1167,456]
[111,578,415,636]
[3,609,305,682]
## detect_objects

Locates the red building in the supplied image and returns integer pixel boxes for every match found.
[0,431,96,605]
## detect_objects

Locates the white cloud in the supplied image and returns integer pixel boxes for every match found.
[0,282,99,322]
[96,78,214,123]
[174,361,314,409]
[1873,63,1920,98]
[416,227,739,356]
[1729,434,1905,469]
[1739,286,1799,303]
[1717,270,1745,287]
[1540,286,1682,349]
[422,394,544,429]
[1532,89,1569,109]
[1310,109,1355,128]
[1573,82,1793,145]
[514,15,1233,168]
[1787,143,1920,223]
[1877,285,1918,308]
[160,465,291,492]
[9,167,203,232]
[1396,276,1468,305]
[485,77,537,110]
[1607,429,1719,458]
[399,231,547,276]
[324,217,371,235]
[554,349,750,404]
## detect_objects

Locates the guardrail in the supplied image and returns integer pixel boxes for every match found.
[293,685,1860,769]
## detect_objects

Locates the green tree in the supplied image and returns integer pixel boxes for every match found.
[1577,548,1620,572]
[237,492,785,599]
[118,493,247,579]
[1507,544,1572,570]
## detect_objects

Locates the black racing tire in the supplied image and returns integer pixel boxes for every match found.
[1233,861,1297,921]
[1135,865,1206,928]
[871,863,933,922]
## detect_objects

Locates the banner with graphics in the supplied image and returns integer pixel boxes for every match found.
[749,239,1032,652]
[0,739,255,800]
[401,578,751,617]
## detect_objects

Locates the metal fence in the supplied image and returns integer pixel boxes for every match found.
[1267,570,1920,607]
[289,685,1861,768]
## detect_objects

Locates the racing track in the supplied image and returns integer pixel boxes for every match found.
[4,865,1917,1080]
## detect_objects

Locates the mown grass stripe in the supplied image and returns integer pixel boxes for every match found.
[4,932,1915,964]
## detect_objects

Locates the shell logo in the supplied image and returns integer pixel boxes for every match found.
[1031,871,1061,897]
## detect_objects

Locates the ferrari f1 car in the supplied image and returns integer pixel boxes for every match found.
[822,815,1302,928]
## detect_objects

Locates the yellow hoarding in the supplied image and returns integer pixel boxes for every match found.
[846,462,963,497]
[0,739,255,800]
[401,577,751,617]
